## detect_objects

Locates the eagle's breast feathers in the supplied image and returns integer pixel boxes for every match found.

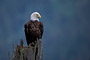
[24,20,43,45]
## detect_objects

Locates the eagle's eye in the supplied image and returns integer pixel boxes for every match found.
[36,14,38,16]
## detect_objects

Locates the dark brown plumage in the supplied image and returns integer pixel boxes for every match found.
[24,20,43,45]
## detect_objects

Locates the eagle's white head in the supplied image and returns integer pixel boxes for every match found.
[30,12,41,21]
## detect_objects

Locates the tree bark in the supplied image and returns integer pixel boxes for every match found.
[12,39,43,60]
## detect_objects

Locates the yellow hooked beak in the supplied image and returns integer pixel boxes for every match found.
[37,14,41,18]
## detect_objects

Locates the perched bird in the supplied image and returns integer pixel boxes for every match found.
[24,12,43,45]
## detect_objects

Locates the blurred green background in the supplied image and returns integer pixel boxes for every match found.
[0,0,90,60]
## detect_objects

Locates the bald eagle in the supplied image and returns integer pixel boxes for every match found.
[24,12,43,45]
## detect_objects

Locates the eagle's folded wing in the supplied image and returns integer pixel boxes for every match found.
[39,22,43,38]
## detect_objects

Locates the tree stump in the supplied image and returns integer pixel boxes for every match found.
[12,39,43,60]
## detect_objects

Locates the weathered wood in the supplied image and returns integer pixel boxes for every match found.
[8,51,11,60]
[12,39,43,60]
